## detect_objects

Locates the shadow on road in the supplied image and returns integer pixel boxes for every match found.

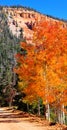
[0,108,29,123]
[0,119,19,123]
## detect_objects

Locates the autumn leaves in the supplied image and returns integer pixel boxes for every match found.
[14,20,67,123]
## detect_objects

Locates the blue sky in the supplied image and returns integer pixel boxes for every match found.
[0,0,67,20]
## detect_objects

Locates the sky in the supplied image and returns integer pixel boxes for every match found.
[0,0,67,20]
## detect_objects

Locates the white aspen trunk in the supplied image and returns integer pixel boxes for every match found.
[61,104,65,124]
[46,103,50,121]
[60,110,63,124]
[43,65,50,121]
[57,107,65,124]
[57,109,61,124]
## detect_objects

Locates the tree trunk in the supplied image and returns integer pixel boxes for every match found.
[57,105,65,124]
[9,97,13,107]
[38,98,40,116]
[61,104,65,124]
[27,103,29,112]
[57,109,61,124]
[46,103,50,121]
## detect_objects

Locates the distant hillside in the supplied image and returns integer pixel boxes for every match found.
[2,6,67,44]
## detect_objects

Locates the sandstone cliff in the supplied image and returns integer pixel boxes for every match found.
[3,7,67,43]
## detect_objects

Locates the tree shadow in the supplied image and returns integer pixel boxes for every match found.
[62,128,67,130]
[0,112,29,118]
[0,119,19,123]
[0,112,21,123]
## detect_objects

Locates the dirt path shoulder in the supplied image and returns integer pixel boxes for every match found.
[0,107,66,130]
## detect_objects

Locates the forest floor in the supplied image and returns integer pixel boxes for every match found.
[0,107,66,130]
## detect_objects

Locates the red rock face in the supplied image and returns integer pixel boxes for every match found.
[3,7,67,44]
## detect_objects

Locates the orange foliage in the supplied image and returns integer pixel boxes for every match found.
[33,20,67,107]
[14,20,67,109]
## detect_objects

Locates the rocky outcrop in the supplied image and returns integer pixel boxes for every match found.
[3,7,67,44]
[3,7,44,43]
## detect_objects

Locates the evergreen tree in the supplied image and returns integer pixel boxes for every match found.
[0,8,22,106]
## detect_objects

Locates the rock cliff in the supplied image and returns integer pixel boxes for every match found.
[3,7,67,43]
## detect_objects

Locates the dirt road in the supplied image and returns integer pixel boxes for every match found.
[0,107,65,130]
[0,121,46,130]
